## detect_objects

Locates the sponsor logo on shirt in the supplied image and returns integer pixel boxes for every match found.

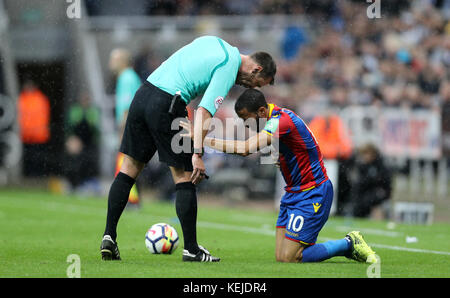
[313,203,322,213]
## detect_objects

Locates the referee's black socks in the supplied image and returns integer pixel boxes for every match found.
[104,172,135,242]
[175,182,199,254]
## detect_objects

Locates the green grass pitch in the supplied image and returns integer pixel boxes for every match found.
[0,188,449,278]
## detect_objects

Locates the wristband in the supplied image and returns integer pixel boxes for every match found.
[193,148,204,156]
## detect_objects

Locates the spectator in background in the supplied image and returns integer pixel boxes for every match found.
[348,143,392,219]
[17,80,50,177]
[418,63,444,95]
[134,44,158,82]
[109,48,142,128]
[281,25,308,62]
[0,55,5,168]
[308,109,353,160]
[109,48,142,208]
[440,81,450,163]
[64,93,100,193]
[0,54,4,94]
[308,109,353,215]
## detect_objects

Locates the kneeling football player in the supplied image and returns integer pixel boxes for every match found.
[181,89,377,264]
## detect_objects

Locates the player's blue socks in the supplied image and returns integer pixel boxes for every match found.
[301,238,351,262]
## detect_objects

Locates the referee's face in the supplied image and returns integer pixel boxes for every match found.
[236,71,273,89]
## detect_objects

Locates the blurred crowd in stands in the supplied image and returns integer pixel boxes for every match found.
[274,0,449,116]
[99,0,450,117]
[86,0,411,17]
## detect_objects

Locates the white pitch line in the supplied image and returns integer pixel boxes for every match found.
[367,243,450,256]
[197,221,275,236]
[334,225,403,238]
[197,220,450,256]
[318,237,450,256]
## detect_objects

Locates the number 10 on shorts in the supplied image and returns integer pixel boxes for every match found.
[287,214,304,232]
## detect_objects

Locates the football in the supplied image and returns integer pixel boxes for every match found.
[145,223,179,254]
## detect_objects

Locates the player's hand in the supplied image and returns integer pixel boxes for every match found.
[271,151,280,168]
[180,118,194,139]
[236,152,250,157]
[191,153,206,185]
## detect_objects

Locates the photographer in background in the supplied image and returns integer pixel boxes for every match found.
[64,93,100,193]
[348,143,393,219]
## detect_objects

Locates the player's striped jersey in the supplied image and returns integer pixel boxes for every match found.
[262,104,328,193]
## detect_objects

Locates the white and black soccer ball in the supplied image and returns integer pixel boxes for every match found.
[145,223,179,254]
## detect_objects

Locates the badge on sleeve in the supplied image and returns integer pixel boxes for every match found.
[214,96,224,110]
[263,117,279,135]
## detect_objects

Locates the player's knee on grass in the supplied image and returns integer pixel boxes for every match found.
[277,239,305,263]
[277,250,301,263]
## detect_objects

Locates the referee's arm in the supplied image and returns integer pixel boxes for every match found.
[190,61,236,183]
[190,106,212,184]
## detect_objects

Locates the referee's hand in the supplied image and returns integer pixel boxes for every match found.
[191,153,206,185]
[180,119,193,139]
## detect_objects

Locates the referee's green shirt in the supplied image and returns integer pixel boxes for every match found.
[147,36,241,116]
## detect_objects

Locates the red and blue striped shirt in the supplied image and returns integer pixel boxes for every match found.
[262,104,328,193]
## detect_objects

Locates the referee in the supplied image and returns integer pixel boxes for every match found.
[100,35,276,262]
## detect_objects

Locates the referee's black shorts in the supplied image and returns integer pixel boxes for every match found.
[119,81,193,172]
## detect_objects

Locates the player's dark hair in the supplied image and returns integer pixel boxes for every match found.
[250,52,277,85]
[235,89,268,114]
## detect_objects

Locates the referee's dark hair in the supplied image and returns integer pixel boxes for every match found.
[250,52,277,85]
[235,89,268,114]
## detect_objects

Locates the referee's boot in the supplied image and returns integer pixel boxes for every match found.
[100,235,121,261]
[182,245,220,262]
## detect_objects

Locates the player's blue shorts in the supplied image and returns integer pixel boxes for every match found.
[276,179,333,245]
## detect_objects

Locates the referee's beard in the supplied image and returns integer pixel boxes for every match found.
[235,71,256,89]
